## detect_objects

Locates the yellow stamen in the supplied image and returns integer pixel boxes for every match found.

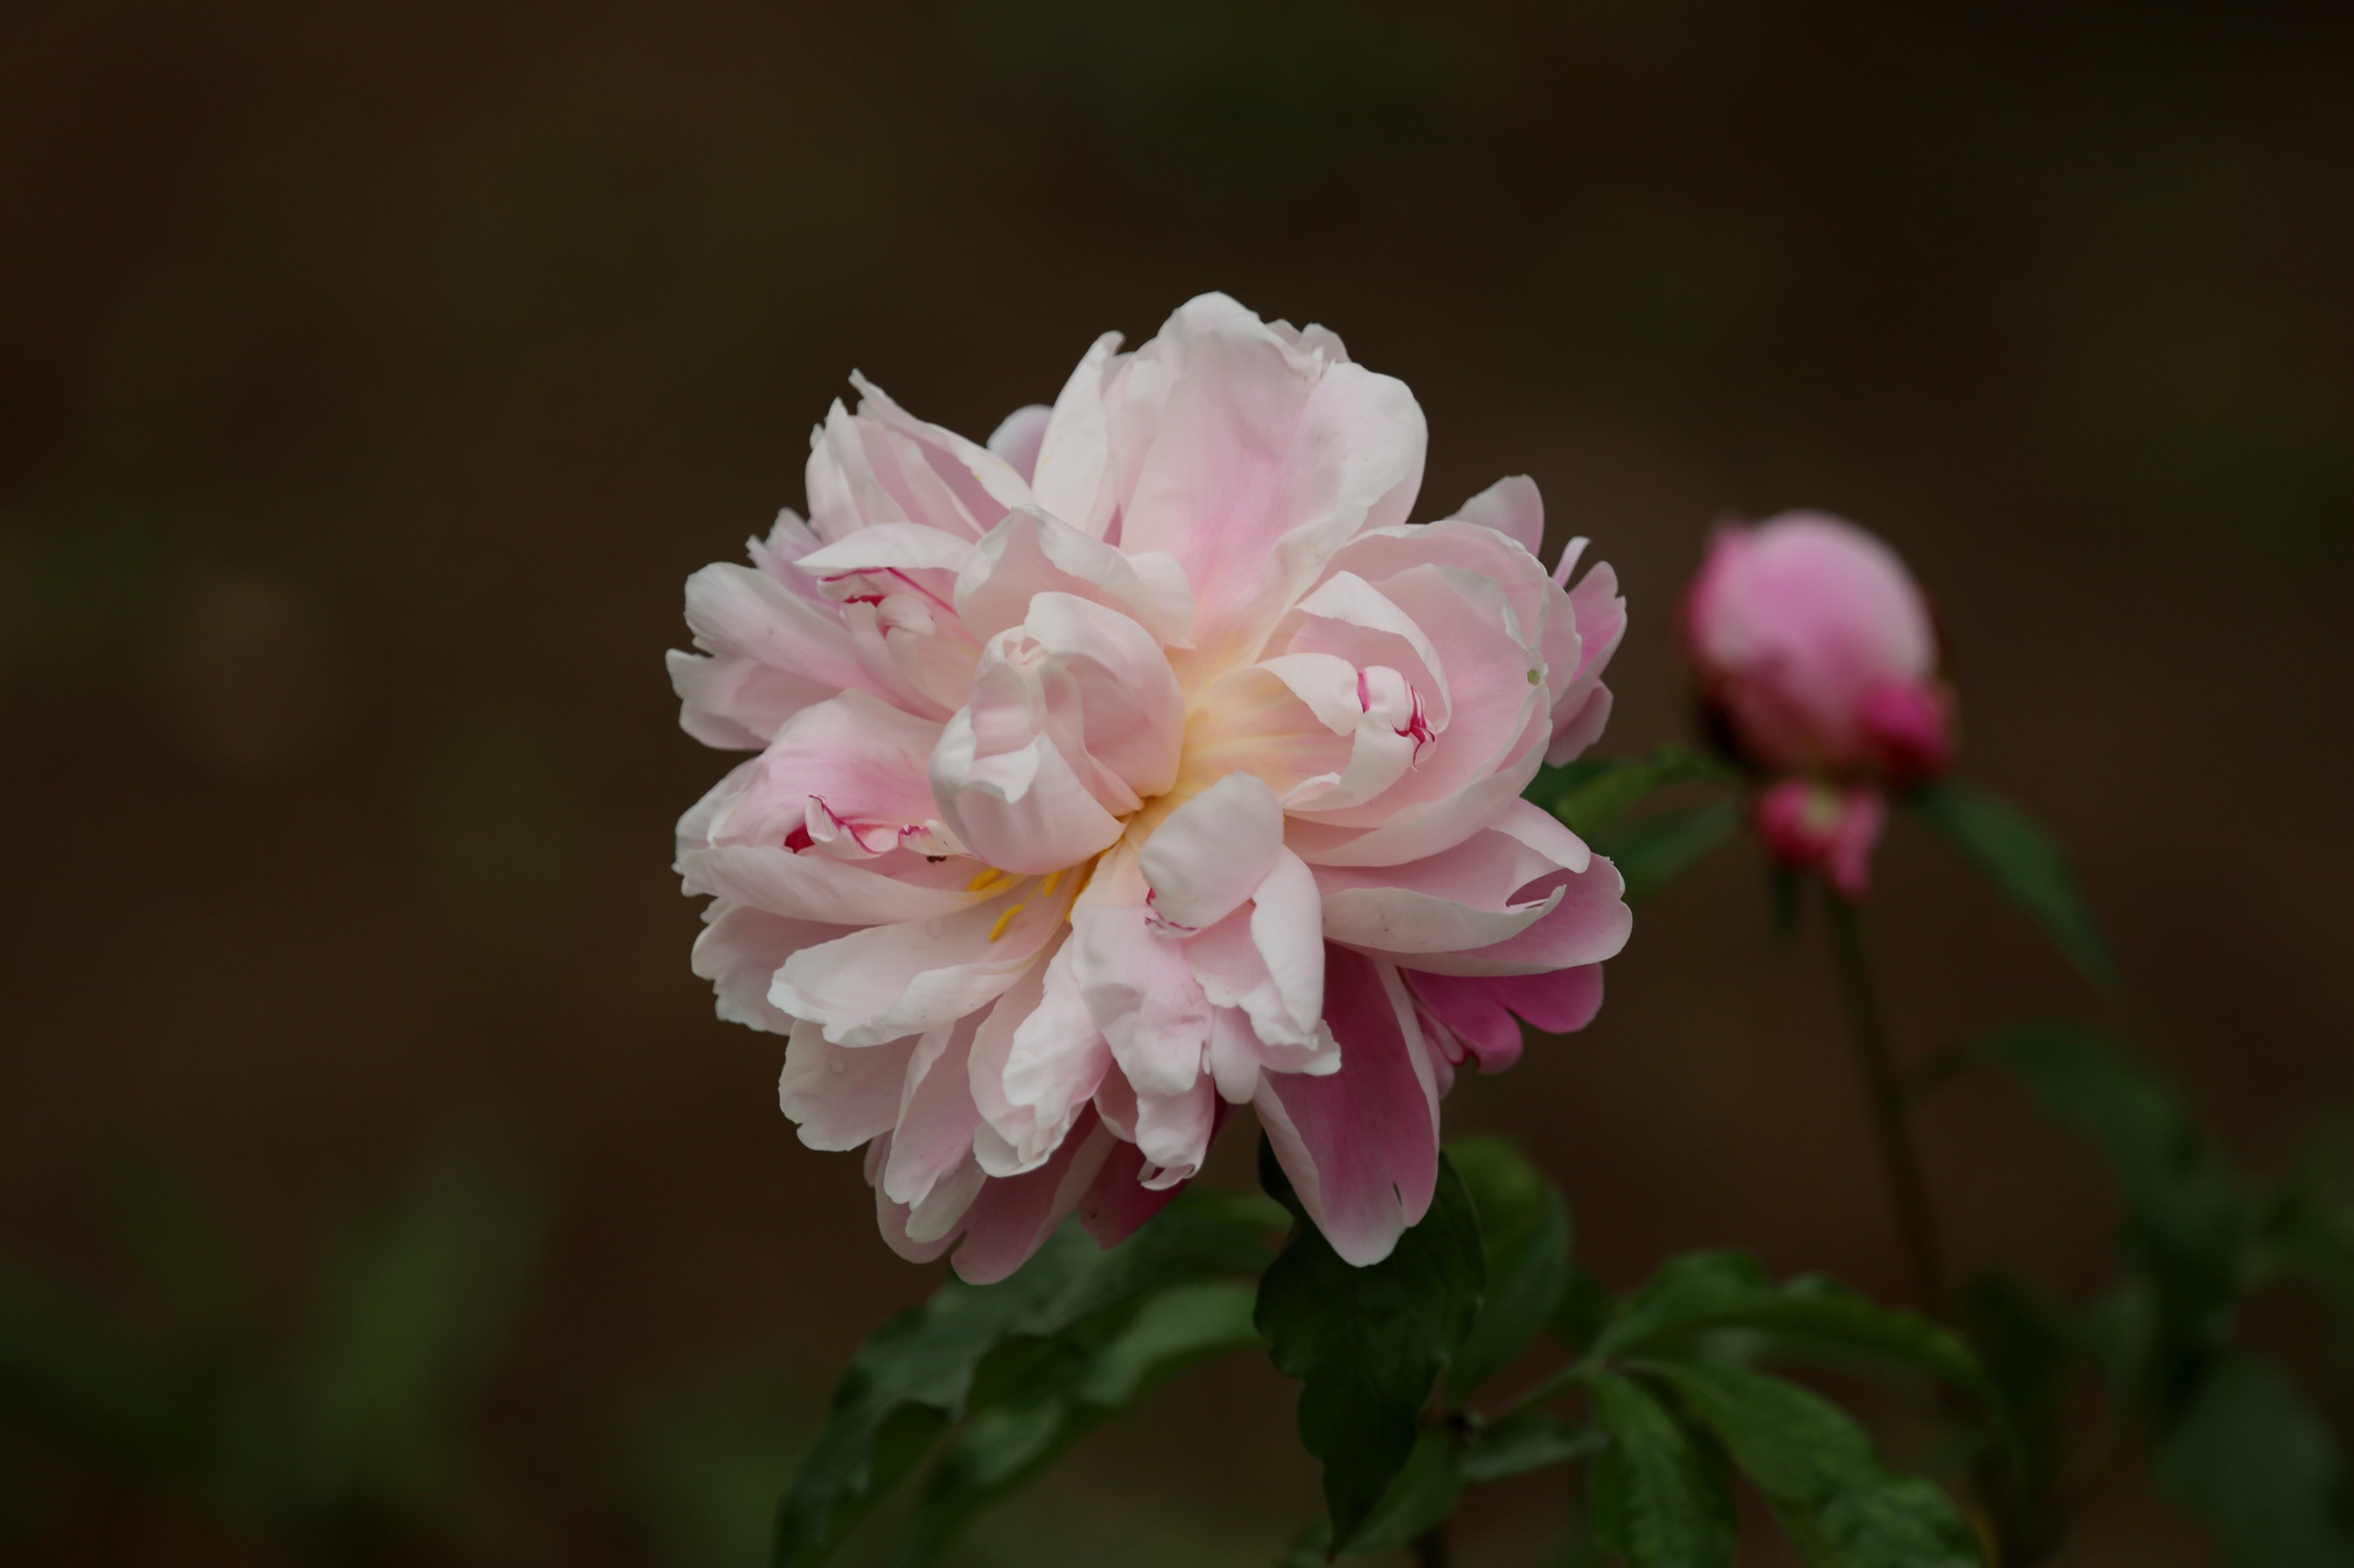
[965,866,1011,894]
[988,901,1028,942]
[1039,867,1064,897]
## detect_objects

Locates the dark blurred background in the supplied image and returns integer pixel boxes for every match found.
[3,2,2351,1563]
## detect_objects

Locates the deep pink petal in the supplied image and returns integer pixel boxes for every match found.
[1254,948,1438,1267]
[949,1110,1120,1284]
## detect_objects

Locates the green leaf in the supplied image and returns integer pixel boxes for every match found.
[1550,1262,1614,1358]
[1532,747,1736,838]
[1334,1430,1465,1558]
[1975,1024,2189,1188]
[1256,1140,1486,1544]
[1592,798,1742,906]
[1586,1373,1737,1568]
[773,1201,1275,1566]
[1598,1252,1996,1410]
[1906,783,2117,988]
[1642,1359,1982,1567]
[2156,1352,2354,1568]
[1977,1025,2252,1411]
[891,1280,1261,1567]
[1447,1135,1573,1400]
[1461,1411,1605,1483]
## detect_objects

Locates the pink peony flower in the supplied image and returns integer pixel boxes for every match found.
[669,295,1631,1278]
[1680,512,1953,784]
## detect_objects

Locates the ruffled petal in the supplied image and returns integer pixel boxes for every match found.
[1138,771,1285,932]
[1071,846,1211,1097]
[986,403,1053,483]
[933,592,1185,873]
[1112,295,1427,662]
[693,901,849,1033]
[955,506,1193,646]
[769,881,1064,1046]
[779,1018,918,1150]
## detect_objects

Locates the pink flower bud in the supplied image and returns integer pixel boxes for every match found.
[1680,512,1953,784]
[1750,777,1887,900]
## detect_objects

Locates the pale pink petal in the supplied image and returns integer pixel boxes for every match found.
[1275,572,1449,728]
[796,521,981,581]
[1020,593,1186,799]
[701,691,944,851]
[780,1018,917,1151]
[1283,702,1549,868]
[1114,295,1427,662]
[769,883,1063,1046]
[882,1018,983,1208]
[1548,554,1625,766]
[1448,474,1543,556]
[933,592,1185,873]
[902,1154,989,1248]
[975,939,1112,1176]
[677,843,978,925]
[1243,851,1327,1047]
[1399,859,1633,977]
[1029,331,1125,538]
[680,562,879,716]
[986,403,1054,483]
[955,506,1193,645]
[869,1134,963,1263]
[1317,818,1577,958]
[811,376,1034,543]
[1169,662,1359,805]
[930,707,1128,874]
[693,901,849,1033]
[1071,847,1211,1096]
[666,648,835,750]
[1138,771,1285,932]
[1133,1076,1215,1187]
[1255,949,1438,1267]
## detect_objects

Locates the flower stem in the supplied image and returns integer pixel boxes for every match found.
[1824,894,1945,1312]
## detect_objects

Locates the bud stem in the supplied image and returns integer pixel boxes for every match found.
[1824,894,1946,1312]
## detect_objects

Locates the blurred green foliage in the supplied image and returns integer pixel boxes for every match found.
[0,1113,550,1560]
